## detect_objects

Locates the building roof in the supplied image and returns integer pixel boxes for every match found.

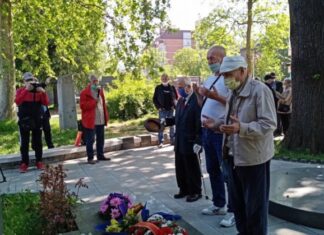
[158,30,192,40]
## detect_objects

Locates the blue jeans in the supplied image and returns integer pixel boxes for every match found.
[158,110,174,144]
[227,157,270,235]
[84,125,105,160]
[202,128,226,208]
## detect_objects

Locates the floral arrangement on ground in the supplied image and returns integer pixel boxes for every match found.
[96,192,188,235]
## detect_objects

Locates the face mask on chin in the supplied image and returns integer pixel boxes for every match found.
[224,77,241,91]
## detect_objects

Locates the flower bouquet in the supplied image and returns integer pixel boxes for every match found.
[96,192,187,235]
[99,192,134,220]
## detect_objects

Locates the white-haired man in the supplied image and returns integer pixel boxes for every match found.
[80,75,110,164]
[173,77,202,202]
[203,56,277,235]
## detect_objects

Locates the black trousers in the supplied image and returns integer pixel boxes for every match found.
[279,113,291,135]
[84,125,105,160]
[227,158,270,235]
[42,117,54,148]
[19,126,43,165]
[175,151,201,195]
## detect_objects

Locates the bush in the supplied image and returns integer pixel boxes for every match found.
[107,74,156,120]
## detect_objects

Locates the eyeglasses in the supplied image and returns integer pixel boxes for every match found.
[25,79,34,82]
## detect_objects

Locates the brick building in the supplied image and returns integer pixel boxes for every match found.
[154,30,194,64]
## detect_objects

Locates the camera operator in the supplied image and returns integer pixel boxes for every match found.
[15,72,49,173]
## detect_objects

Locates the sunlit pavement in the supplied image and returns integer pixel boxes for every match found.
[1,145,323,235]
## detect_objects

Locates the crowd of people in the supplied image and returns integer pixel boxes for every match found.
[153,45,292,234]
[14,44,292,234]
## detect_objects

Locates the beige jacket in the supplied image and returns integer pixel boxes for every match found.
[224,78,277,166]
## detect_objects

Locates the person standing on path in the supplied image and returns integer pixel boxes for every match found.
[80,74,110,164]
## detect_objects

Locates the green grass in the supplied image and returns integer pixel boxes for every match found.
[1,191,43,235]
[0,114,154,155]
[274,139,324,162]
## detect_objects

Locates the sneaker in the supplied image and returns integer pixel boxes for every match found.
[158,143,163,148]
[19,163,28,173]
[220,213,235,227]
[201,205,226,215]
[36,162,45,170]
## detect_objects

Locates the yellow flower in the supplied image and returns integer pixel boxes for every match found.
[106,219,122,232]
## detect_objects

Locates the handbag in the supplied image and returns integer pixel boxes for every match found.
[278,104,290,113]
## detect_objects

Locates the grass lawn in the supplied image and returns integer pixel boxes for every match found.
[274,138,324,162]
[1,191,43,235]
[0,114,154,155]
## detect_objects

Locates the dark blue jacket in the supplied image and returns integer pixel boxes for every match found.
[174,94,201,155]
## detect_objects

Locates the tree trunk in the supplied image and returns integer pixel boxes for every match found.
[0,0,15,120]
[285,0,324,153]
[246,0,254,75]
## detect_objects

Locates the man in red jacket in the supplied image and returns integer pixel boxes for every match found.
[80,75,110,164]
[15,72,49,173]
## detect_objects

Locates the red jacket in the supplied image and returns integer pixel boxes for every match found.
[15,88,49,121]
[80,84,109,129]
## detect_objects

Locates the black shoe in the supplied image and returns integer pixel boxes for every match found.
[173,192,187,199]
[97,157,111,161]
[186,194,202,202]
[87,159,96,164]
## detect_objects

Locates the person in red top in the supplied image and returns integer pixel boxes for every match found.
[80,74,110,164]
[15,72,49,173]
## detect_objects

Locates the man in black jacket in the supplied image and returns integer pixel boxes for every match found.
[173,77,202,202]
[153,74,178,147]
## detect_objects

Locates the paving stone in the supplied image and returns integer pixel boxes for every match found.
[0,146,324,234]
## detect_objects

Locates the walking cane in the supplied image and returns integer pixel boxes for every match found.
[0,166,6,183]
[196,149,209,200]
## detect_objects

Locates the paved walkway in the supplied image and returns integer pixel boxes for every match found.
[1,145,324,235]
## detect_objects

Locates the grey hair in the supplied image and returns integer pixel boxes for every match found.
[208,45,226,57]
[177,77,192,86]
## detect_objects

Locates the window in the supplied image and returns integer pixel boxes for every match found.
[183,32,192,48]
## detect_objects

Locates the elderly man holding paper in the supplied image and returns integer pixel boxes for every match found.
[203,56,277,235]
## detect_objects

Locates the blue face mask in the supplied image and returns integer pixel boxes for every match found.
[178,87,188,98]
[208,63,221,74]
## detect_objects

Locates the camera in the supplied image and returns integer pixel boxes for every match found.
[30,82,46,92]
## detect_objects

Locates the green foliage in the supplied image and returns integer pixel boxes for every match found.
[2,191,43,235]
[194,15,239,54]
[107,74,155,120]
[139,48,167,80]
[172,48,210,78]
[193,0,288,55]
[275,139,324,161]
[255,14,290,79]
[105,0,170,77]
[13,0,106,82]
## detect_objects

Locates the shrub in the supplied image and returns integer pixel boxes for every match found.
[106,74,155,120]
[38,164,87,234]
